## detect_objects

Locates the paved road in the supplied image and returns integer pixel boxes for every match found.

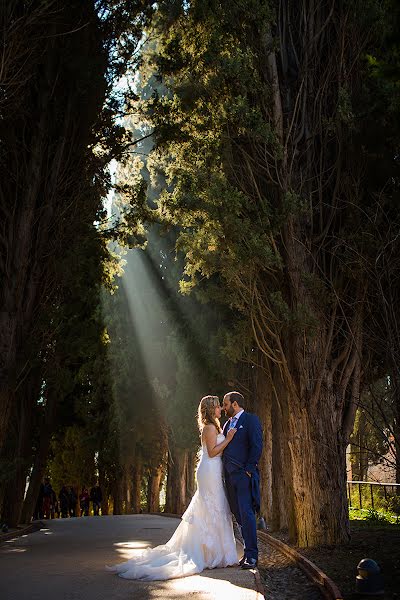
[0,515,262,600]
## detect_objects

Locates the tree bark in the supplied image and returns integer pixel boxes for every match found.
[286,397,350,546]
[147,466,163,513]
[270,372,293,533]
[0,313,16,456]
[130,462,142,513]
[165,441,189,515]
[112,478,123,515]
[20,385,58,524]
[279,218,363,546]
[1,395,34,526]
[98,467,109,515]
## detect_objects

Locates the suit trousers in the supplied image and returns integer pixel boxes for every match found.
[224,469,258,561]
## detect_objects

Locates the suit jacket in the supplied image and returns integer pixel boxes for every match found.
[222,411,263,511]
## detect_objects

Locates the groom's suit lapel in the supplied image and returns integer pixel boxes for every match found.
[235,411,247,429]
[223,411,247,436]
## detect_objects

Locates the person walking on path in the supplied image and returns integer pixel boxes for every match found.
[90,483,102,516]
[79,488,90,517]
[59,485,70,518]
[68,486,77,517]
[42,478,55,520]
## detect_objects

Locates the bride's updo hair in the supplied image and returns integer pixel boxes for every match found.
[197,395,221,434]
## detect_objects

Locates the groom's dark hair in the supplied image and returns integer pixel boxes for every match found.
[226,391,244,407]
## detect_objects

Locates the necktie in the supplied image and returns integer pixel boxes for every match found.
[228,416,237,431]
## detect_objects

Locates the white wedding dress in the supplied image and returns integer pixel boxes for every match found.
[108,433,238,580]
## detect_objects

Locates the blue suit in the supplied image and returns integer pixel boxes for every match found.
[222,412,263,561]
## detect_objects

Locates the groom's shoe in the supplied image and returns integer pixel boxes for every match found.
[239,555,246,566]
[241,557,258,570]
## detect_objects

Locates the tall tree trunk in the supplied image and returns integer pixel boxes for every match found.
[112,477,124,515]
[270,371,293,533]
[130,462,142,513]
[280,222,363,546]
[1,405,33,527]
[287,395,350,546]
[147,466,163,513]
[2,368,43,526]
[0,313,16,456]
[244,354,292,532]
[98,467,109,515]
[165,441,188,515]
[20,386,58,524]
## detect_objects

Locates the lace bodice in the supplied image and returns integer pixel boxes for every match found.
[201,432,225,458]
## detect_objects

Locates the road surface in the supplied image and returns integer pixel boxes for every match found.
[0,514,262,600]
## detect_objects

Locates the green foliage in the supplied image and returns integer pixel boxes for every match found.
[48,426,96,493]
[383,494,400,516]
[365,508,391,524]
[349,507,399,525]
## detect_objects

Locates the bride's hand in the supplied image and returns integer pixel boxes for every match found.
[226,428,237,441]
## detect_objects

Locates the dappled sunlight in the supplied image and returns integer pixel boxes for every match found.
[113,539,151,561]
[4,536,28,544]
[0,527,52,554]
[146,572,260,600]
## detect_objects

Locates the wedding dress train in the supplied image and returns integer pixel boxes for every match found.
[107,433,238,581]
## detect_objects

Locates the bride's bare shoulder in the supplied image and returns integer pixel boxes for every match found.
[203,423,216,431]
[201,424,217,442]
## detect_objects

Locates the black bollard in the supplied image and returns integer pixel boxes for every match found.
[257,516,267,530]
[356,558,384,596]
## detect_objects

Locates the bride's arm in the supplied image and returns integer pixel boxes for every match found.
[202,424,236,457]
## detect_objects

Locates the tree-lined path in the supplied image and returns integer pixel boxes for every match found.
[0,515,261,600]
[1,2,400,596]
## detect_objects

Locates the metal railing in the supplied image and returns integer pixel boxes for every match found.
[347,480,400,512]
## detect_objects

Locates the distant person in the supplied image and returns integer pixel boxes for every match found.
[51,488,58,519]
[79,487,90,516]
[33,482,44,520]
[90,483,103,516]
[68,486,77,517]
[59,485,70,518]
[42,478,54,519]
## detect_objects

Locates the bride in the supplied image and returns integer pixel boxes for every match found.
[107,395,238,581]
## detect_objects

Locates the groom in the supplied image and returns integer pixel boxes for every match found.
[222,391,263,569]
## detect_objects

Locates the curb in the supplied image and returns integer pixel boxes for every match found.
[252,566,266,599]
[258,531,343,600]
[0,520,44,544]
[235,534,265,599]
